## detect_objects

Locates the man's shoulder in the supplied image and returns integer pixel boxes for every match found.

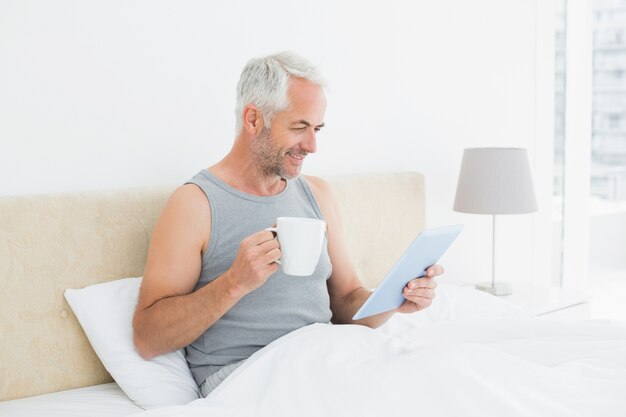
[301,175,336,206]
[175,182,209,202]
[164,183,211,219]
[302,175,330,192]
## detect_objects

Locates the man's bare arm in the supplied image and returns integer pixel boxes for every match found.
[305,176,442,329]
[132,184,279,359]
[304,176,391,328]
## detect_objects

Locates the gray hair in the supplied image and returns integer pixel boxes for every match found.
[235,51,326,133]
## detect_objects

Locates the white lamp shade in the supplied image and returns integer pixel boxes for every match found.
[453,147,538,215]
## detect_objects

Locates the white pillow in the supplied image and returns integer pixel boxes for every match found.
[64,277,200,409]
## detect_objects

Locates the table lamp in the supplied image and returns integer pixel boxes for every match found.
[453,147,538,296]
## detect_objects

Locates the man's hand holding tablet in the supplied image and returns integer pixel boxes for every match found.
[395,263,445,314]
[352,225,463,320]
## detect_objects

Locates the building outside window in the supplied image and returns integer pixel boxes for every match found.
[592,0,626,201]
[555,0,626,319]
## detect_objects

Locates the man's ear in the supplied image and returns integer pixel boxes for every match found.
[242,105,264,135]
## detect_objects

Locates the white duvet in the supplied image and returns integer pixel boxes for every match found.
[133,284,626,417]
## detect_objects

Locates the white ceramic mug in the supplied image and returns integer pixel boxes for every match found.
[266,217,326,276]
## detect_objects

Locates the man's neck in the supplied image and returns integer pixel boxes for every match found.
[208,156,286,197]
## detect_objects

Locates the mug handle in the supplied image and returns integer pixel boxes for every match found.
[264,227,281,264]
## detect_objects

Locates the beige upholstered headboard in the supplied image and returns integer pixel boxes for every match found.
[0,171,425,401]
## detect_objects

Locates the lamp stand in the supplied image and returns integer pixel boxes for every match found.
[475,215,513,296]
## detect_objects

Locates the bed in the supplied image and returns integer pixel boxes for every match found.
[1,171,625,417]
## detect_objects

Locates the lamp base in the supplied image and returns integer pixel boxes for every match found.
[475,281,513,296]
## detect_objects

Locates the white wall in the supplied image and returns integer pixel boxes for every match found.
[0,0,554,286]
[590,212,626,269]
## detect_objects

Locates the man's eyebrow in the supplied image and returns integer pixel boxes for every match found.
[291,120,325,128]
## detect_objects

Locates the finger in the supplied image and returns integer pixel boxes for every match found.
[426,264,444,277]
[246,230,278,246]
[415,299,432,311]
[402,296,432,312]
[249,239,280,261]
[261,248,282,265]
[407,276,436,289]
[268,261,280,274]
[425,278,438,289]
[258,238,280,252]
[403,287,436,299]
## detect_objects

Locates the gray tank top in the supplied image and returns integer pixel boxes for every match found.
[184,169,333,386]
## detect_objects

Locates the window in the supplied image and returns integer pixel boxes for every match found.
[554,0,626,320]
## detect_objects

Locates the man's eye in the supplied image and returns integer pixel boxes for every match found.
[314,128,321,133]
[294,127,307,131]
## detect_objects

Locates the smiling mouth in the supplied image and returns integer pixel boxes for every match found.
[286,151,307,161]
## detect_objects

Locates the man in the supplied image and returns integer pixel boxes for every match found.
[132,51,443,397]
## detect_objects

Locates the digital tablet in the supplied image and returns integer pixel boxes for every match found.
[352,224,463,320]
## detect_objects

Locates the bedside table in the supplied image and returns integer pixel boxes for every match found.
[499,283,590,320]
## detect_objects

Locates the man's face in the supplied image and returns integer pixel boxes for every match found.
[251,78,326,180]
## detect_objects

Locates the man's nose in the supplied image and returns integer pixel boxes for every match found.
[302,129,317,153]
